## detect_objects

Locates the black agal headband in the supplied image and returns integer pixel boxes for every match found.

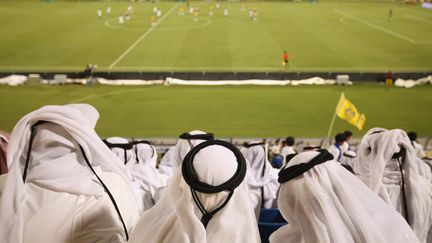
[179,132,214,141]
[182,140,246,228]
[278,149,333,184]
[102,139,133,164]
[243,142,264,148]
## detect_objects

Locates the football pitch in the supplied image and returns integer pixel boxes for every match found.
[0,0,432,72]
[1,83,431,138]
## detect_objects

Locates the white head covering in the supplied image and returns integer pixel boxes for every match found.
[130,141,168,195]
[241,142,279,206]
[270,150,420,243]
[105,137,136,164]
[0,104,138,243]
[105,136,156,213]
[158,130,212,178]
[129,141,260,243]
[355,128,432,243]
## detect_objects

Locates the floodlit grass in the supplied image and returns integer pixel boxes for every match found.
[0,0,431,71]
[1,83,431,138]
[0,1,430,138]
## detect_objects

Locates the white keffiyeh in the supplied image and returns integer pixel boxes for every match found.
[158,130,209,178]
[105,137,154,213]
[241,142,279,210]
[131,141,168,195]
[0,104,139,243]
[129,143,260,243]
[270,151,420,243]
[355,128,432,243]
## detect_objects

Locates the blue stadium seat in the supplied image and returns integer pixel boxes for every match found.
[258,208,287,243]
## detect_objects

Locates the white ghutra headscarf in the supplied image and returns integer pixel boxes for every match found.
[355,128,432,243]
[241,141,279,209]
[0,104,139,243]
[131,140,168,194]
[105,136,155,213]
[129,140,260,243]
[271,150,420,243]
[158,130,213,178]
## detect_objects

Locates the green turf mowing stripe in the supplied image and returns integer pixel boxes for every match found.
[1,84,431,137]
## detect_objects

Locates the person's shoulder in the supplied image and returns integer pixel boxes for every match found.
[413,141,423,147]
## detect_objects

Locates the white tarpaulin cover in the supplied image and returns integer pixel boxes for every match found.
[97,78,164,85]
[1,75,355,86]
[0,75,27,86]
[394,76,432,88]
[164,77,343,86]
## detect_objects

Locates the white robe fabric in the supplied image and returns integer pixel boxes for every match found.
[0,173,7,198]
[105,137,154,213]
[158,146,175,176]
[327,144,342,162]
[413,141,426,159]
[0,131,9,174]
[280,146,296,165]
[340,150,357,171]
[241,142,279,212]
[129,143,260,243]
[158,130,210,178]
[0,104,140,243]
[355,128,432,243]
[270,151,420,243]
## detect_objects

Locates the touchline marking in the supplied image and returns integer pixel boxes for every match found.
[334,9,418,44]
[108,4,178,69]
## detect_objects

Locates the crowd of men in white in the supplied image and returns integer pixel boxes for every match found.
[0,104,431,243]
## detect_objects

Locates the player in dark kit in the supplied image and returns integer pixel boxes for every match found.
[388,8,393,21]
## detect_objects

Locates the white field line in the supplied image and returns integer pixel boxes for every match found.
[334,9,418,44]
[339,17,349,25]
[108,4,178,69]
[104,18,143,32]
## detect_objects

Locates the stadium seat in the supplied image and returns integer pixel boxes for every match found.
[258,208,287,243]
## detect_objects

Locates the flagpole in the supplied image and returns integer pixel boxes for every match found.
[326,92,344,142]
[326,113,337,140]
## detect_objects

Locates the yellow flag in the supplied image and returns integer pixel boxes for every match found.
[335,93,366,130]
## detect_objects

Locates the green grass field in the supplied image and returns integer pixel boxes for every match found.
[1,1,431,138]
[0,0,431,72]
[1,83,431,138]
